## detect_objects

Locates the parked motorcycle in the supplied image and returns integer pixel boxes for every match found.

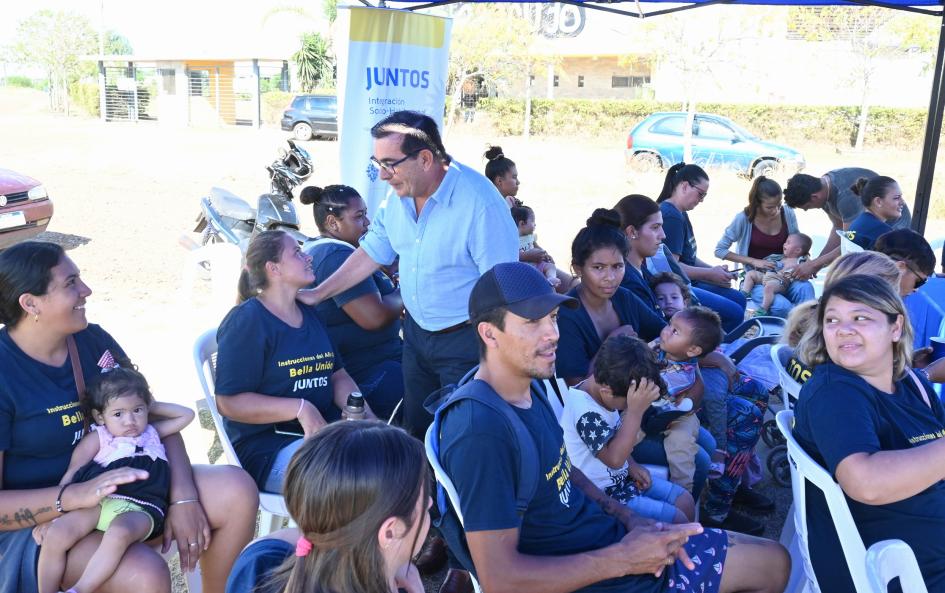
[192,140,312,251]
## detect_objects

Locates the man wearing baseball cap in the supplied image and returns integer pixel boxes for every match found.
[436,262,790,593]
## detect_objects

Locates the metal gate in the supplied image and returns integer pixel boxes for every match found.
[103,66,165,122]
[186,61,289,127]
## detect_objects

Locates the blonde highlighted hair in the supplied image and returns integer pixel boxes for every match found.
[824,251,900,292]
[795,274,913,380]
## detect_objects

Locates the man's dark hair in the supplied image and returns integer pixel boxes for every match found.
[472,305,508,359]
[874,229,936,276]
[370,110,449,164]
[676,305,723,357]
[783,174,822,209]
[593,335,667,399]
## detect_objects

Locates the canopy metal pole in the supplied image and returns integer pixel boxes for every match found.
[913,10,945,236]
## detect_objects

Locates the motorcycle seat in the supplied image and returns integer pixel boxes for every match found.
[209,187,255,221]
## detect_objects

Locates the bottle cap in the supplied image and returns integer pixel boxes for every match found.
[346,391,364,407]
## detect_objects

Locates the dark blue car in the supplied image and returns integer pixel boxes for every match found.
[281,94,338,141]
[625,112,805,179]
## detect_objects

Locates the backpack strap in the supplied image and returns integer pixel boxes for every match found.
[905,367,933,409]
[437,382,541,515]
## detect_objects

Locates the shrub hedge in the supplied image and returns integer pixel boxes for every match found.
[262,91,294,126]
[69,81,100,117]
[477,98,926,148]
[4,76,36,88]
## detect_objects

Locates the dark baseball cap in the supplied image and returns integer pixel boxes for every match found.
[469,262,578,320]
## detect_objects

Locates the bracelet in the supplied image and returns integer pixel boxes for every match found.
[56,483,71,514]
[296,398,305,419]
[170,498,200,506]
[917,367,931,382]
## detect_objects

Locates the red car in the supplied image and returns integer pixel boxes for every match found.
[0,168,54,250]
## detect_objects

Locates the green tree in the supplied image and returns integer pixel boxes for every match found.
[104,31,134,55]
[293,32,334,92]
[634,7,772,160]
[323,0,337,24]
[79,30,134,79]
[788,6,928,150]
[445,5,556,136]
[7,10,97,114]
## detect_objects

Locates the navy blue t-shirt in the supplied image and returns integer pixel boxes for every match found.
[620,264,661,314]
[847,211,892,250]
[659,202,697,266]
[794,363,945,593]
[439,379,663,593]
[556,286,667,380]
[215,298,343,488]
[306,238,402,380]
[225,538,292,593]
[0,324,126,490]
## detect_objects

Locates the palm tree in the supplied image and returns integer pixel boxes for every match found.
[293,32,333,92]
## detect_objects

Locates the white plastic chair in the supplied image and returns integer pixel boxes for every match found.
[838,230,865,256]
[770,344,804,408]
[866,539,929,593]
[776,409,919,593]
[424,425,484,593]
[192,327,291,536]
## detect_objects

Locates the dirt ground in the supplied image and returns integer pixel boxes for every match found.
[0,86,940,592]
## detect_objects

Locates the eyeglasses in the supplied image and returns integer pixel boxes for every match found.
[688,181,708,199]
[369,149,423,175]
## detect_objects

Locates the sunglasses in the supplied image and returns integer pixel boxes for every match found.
[898,258,928,289]
[896,259,929,290]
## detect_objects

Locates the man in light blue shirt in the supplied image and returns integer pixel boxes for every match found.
[302,110,518,441]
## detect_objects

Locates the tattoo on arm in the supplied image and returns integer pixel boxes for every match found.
[1,506,45,527]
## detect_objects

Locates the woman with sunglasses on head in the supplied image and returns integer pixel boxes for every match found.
[793,274,945,593]
[225,421,429,593]
[300,185,404,421]
[0,241,257,593]
[657,163,746,331]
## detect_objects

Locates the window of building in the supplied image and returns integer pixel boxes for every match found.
[613,75,651,88]
[554,75,559,87]
[578,75,584,88]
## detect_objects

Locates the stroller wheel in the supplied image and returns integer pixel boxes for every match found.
[767,445,791,488]
[761,418,786,447]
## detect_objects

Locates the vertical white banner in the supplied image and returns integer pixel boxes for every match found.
[336,7,452,216]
